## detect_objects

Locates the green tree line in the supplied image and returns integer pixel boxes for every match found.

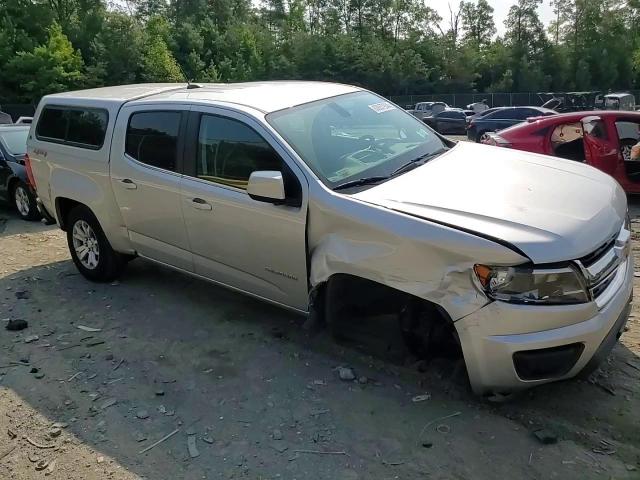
[0,0,638,103]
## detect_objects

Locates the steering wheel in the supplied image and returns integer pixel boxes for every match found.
[359,135,376,148]
[359,134,398,154]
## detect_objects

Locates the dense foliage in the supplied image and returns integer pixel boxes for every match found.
[0,0,638,103]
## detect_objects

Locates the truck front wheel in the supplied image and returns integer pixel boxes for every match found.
[66,205,126,282]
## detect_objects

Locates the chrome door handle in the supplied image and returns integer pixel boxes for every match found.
[191,198,212,211]
[120,179,137,190]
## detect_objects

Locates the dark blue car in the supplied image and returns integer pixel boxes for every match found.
[466,106,557,142]
[0,125,41,220]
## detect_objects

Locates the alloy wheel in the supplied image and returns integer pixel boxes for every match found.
[14,186,31,217]
[72,220,100,270]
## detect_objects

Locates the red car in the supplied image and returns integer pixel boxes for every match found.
[482,111,640,193]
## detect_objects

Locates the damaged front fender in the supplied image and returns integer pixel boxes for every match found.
[307,191,529,321]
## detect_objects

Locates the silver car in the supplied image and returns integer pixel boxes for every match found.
[26,82,633,396]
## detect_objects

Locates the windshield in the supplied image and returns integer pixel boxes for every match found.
[604,97,620,110]
[0,128,28,155]
[267,92,447,188]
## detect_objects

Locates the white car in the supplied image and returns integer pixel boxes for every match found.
[26,82,633,396]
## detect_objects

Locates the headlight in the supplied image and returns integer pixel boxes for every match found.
[473,264,589,305]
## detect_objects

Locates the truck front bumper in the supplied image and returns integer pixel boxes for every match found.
[455,255,633,395]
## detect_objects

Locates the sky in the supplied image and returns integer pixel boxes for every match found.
[432,0,555,36]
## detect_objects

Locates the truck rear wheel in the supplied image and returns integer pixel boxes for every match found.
[66,205,126,282]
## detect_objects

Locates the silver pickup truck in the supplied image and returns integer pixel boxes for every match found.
[26,82,633,396]
[407,101,448,121]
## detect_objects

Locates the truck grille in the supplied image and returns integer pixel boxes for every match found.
[579,236,616,267]
[575,227,630,300]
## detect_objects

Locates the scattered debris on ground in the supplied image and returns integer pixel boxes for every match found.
[1,207,639,479]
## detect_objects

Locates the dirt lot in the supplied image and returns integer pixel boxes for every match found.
[1,202,639,480]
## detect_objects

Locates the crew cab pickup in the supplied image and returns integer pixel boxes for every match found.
[407,101,449,121]
[27,82,633,396]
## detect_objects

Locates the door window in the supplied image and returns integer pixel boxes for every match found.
[487,109,517,120]
[196,115,282,190]
[125,112,181,172]
[583,118,608,140]
[615,120,640,164]
[615,121,640,143]
[438,111,464,119]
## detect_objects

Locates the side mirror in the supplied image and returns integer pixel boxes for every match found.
[247,171,285,204]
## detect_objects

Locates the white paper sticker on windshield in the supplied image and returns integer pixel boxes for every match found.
[368,102,395,114]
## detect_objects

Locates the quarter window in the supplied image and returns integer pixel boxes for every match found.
[196,115,282,190]
[36,106,108,148]
[125,112,181,172]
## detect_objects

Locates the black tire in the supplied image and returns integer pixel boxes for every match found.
[66,205,126,282]
[11,180,40,221]
[475,130,489,143]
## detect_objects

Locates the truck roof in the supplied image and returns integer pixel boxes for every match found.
[44,83,187,102]
[42,81,361,114]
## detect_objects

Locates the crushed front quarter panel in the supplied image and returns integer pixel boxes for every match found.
[307,185,529,321]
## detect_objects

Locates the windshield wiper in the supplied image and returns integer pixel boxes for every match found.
[389,147,449,177]
[333,176,389,191]
[333,147,449,192]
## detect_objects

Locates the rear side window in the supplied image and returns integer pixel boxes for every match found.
[125,111,181,172]
[36,106,108,149]
[485,109,511,120]
[37,108,67,140]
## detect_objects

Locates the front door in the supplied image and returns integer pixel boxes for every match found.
[109,105,193,271]
[582,116,619,176]
[180,108,309,311]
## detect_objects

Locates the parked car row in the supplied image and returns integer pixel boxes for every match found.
[405,102,558,138]
[20,81,632,398]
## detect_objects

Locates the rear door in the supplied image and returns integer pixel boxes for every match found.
[110,105,193,271]
[179,107,309,310]
[439,111,466,134]
[434,112,450,133]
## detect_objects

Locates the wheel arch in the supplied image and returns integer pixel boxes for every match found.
[316,273,461,360]
[54,196,134,254]
[7,175,20,197]
[55,197,84,231]
[320,272,454,323]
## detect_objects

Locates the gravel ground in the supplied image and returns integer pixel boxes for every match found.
[0,202,639,480]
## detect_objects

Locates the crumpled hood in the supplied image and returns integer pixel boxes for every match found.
[353,142,626,264]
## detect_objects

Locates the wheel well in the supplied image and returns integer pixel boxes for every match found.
[320,274,460,360]
[7,177,19,197]
[55,198,83,231]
